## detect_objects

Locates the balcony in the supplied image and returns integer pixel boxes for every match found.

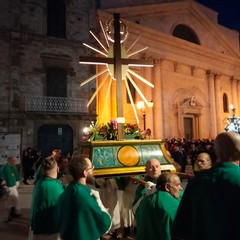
[25,96,88,113]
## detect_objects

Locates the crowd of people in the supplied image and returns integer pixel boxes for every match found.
[21,147,44,185]
[164,137,216,174]
[1,132,240,239]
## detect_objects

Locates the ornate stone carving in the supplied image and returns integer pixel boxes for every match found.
[206,70,221,80]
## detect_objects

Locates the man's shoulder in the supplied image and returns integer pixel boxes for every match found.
[185,162,240,194]
[36,178,64,191]
[66,182,91,195]
[157,191,179,203]
[204,162,240,180]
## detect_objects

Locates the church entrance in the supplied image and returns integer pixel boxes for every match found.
[177,97,202,139]
[37,124,73,156]
[184,117,194,139]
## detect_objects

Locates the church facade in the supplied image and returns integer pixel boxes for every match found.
[96,0,240,140]
[0,0,239,155]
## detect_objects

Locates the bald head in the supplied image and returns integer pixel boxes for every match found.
[214,132,240,162]
[196,152,212,170]
[145,158,161,179]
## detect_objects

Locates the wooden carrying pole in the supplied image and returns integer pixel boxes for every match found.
[130,172,194,186]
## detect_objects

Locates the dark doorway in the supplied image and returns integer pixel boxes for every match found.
[37,124,73,156]
[184,117,193,140]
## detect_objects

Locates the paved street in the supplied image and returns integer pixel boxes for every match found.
[0,180,137,240]
[0,180,34,240]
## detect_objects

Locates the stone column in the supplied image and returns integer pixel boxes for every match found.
[153,60,163,139]
[214,74,222,133]
[206,70,217,138]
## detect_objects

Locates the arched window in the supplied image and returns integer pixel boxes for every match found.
[172,24,200,45]
[223,93,229,113]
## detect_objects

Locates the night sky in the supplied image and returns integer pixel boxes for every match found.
[196,0,240,31]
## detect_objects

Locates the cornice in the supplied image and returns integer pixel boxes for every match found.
[189,2,240,58]
[98,10,240,78]
[102,1,187,18]
[101,0,218,19]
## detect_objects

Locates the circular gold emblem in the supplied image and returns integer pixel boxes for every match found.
[117,146,139,166]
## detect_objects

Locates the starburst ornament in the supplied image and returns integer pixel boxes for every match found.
[79,14,154,125]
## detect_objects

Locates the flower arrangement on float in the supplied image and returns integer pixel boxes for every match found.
[83,119,143,141]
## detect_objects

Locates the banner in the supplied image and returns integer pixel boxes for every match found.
[0,133,21,165]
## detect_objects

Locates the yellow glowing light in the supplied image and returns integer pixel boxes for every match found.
[79,19,154,124]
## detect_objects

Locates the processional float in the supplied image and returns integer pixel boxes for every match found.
[78,13,179,177]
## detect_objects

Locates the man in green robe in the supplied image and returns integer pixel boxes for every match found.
[0,156,21,217]
[56,154,112,240]
[172,132,240,240]
[132,158,161,212]
[135,172,183,240]
[30,156,64,239]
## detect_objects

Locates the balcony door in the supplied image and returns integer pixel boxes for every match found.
[37,124,73,156]
[46,67,67,97]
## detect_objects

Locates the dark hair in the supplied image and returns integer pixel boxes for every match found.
[69,154,90,181]
[156,172,176,191]
[58,155,69,164]
[52,148,61,153]
[42,156,57,171]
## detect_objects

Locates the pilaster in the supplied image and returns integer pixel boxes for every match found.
[153,59,162,139]
[206,70,217,138]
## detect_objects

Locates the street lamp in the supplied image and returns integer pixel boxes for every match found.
[137,101,146,131]
[137,101,154,131]
[229,104,236,116]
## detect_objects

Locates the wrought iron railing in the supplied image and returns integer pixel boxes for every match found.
[25,96,88,113]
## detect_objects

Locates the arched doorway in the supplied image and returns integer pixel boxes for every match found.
[37,124,73,156]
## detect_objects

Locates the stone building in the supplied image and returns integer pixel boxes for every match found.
[0,0,240,156]
[96,0,240,140]
[0,0,98,155]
